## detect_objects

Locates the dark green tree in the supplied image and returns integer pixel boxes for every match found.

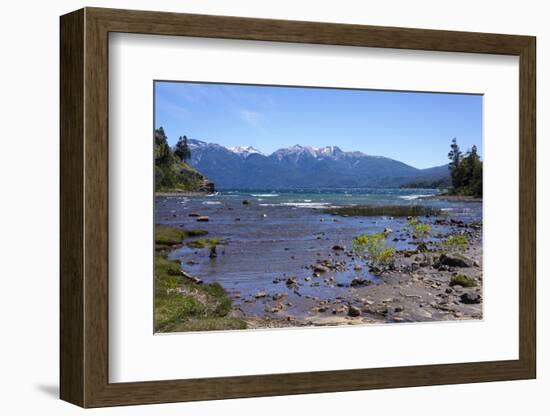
[154,127,178,189]
[154,127,172,165]
[461,145,479,189]
[448,138,465,190]
[447,138,482,197]
[470,160,482,198]
[463,145,482,197]
[174,135,192,163]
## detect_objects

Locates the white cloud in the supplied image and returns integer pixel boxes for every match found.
[237,109,264,129]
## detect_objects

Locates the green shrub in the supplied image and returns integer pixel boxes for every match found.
[441,234,469,253]
[450,274,476,287]
[407,218,431,241]
[353,232,396,271]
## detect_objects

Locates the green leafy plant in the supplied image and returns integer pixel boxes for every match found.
[407,218,431,240]
[441,233,469,253]
[406,217,431,254]
[353,232,396,272]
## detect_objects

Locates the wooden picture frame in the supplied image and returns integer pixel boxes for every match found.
[60,7,536,408]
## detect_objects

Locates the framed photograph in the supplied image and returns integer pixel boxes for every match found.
[60,7,536,408]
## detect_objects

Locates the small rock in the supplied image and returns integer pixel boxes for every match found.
[196,216,209,222]
[242,200,251,205]
[460,293,482,304]
[188,212,201,217]
[348,305,362,317]
[255,291,267,299]
[272,293,287,301]
[285,277,298,287]
[350,277,368,287]
[313,264,329,273]
[332,244,345,251]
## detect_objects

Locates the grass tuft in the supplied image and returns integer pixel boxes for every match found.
[186,237,224,249]
[155,225,208,251]
[450,274,477,288]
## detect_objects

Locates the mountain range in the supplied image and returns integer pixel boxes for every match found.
[187,139,450,189]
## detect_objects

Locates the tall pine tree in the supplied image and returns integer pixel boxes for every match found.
[174,135,192,162]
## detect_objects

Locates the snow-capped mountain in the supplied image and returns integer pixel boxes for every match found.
[271,144,359,162]
[184,139,449,189]
[229,145,264,157]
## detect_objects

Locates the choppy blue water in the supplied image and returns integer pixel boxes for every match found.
[212,188,441,207]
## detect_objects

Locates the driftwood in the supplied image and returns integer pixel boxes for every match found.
[181,270,203,284]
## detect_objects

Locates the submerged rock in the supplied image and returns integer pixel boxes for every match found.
[350,277,369,287]
[285,277,298,287]
[313,264,329,274]
[272,293,287,301]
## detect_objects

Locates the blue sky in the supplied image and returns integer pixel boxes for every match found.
[155,81,482,169]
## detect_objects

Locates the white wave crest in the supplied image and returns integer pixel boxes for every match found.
[398,194,433,201]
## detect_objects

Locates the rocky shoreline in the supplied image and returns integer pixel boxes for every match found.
[156,194,483,331]
[224,215,483,328]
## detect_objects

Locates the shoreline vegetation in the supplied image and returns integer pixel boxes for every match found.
[323,205,442,217]
[155,127,215,194]
[154,225,247,332]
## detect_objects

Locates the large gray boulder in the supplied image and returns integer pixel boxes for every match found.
[439,253,474,268]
